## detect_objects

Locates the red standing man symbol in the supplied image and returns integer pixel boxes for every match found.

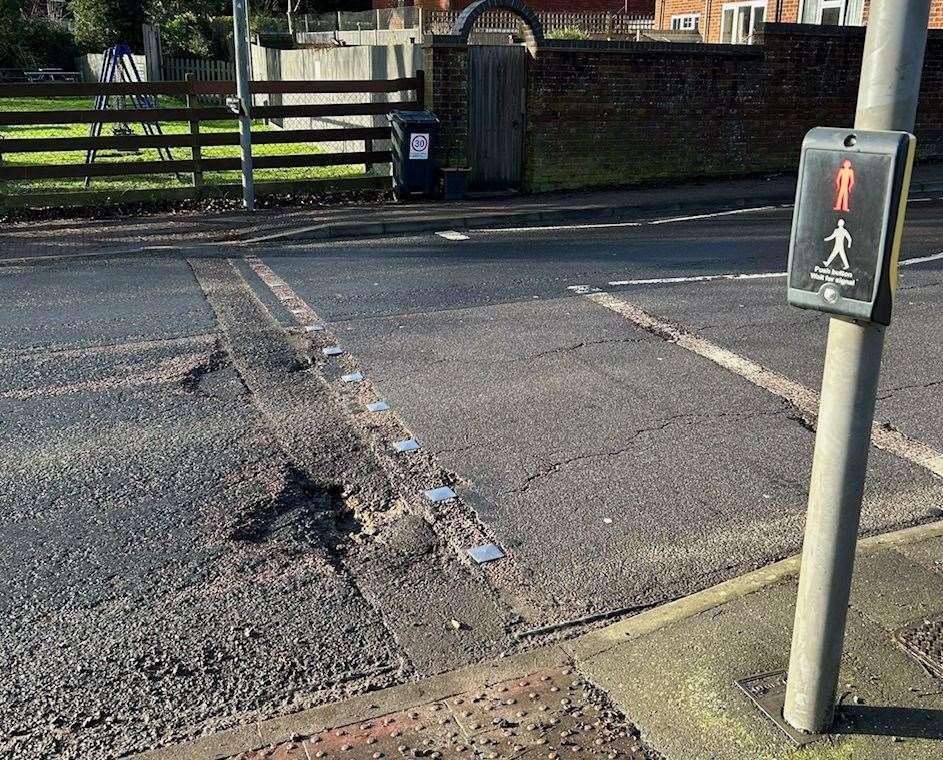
[833,159,855,212]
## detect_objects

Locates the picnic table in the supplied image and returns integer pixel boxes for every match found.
[25,69,81,83]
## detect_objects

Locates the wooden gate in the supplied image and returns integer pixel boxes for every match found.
[468,45,527,191]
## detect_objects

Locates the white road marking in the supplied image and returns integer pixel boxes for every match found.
[477,220,644,234]
[465,195,940,239]
[608,272,787,287]
[596,251,941,290]
[471,205,781,235]
[646,207,779,225]
[567,284,602,294]
[900,250,943,267]
[436,230,470,241]
[587,291,943,478]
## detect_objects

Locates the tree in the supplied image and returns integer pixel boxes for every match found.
[71,0,148,52]
[147,0,231,24]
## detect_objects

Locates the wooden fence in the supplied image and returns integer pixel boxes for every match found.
[426,10,655,36]
[162,57,236,85]
[0,74,423,207]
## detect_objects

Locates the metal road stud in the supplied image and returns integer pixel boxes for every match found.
[322,346,343,357]
[341,372,364,383]
[424,486,456,503]
[468,543,505,564]
[393,439,420,453]
[367,401,390,412]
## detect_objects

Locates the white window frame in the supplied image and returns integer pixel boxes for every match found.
[721,1,767,44]
[797,0,865,25]
[670,13,700,31]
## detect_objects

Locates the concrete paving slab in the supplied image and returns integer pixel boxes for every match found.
[896,536,943,575]
[850,552,943,631]
[579,550,943,760]
[129,524,943,760]
[231,664,654,760]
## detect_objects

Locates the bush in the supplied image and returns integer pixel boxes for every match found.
[162,12,214,58]
[546,27,591,41]
[20,18,78,69]
[72,0,146,53]
[0,12,76,69]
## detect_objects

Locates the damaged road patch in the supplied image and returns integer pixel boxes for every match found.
[190,258,519,682]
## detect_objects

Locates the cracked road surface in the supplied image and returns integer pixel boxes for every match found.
[1,202,941,758]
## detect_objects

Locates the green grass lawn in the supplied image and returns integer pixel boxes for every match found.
[0,95,370,196]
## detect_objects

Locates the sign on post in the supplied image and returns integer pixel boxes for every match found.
[787,127,915,326]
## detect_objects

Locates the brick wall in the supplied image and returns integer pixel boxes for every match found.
[655,1,943,43]
[862,1,943,28]
[426,23,943,192]
[423,42,470,166]
[654,0,702,31]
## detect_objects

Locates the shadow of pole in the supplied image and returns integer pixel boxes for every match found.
[836,705,943,740]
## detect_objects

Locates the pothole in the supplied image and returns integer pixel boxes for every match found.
[225,464,362,562]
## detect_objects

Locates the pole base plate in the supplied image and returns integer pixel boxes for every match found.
[735,670,823,747]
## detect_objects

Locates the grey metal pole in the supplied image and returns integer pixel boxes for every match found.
[783,0,931,734]
[233,0,255,211]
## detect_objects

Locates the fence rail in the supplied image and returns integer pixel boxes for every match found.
[428,10,654,36]
[161,57,235,84]
[294,8,654,37]
[0,73,424,197]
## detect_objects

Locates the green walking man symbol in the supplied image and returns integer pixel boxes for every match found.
[823,219,852,270]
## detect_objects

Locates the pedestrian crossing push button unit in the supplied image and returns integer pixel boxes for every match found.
[787,127,916,326]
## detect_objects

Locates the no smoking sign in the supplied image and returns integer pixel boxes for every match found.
[409,133,430,160]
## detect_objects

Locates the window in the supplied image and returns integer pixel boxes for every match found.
[820,0,843,25]
[721,2,766,44]
[671,14,700,31]
[798,0,865,26]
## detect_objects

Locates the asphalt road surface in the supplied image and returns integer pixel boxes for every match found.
[1,201,941,758]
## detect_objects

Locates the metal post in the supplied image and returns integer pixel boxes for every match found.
[232,0,255,211]
[185,73,204,191]
[783,0,931,734]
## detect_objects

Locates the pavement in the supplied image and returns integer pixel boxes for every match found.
[4,163,943,261]
[133,520,943,760]
[1,175,942,759]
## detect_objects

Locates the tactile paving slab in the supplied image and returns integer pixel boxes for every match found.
[893,616,943,679]
[237,665,655,759]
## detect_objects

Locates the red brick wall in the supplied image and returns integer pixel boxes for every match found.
[932,0,943,28]
[654,1,943,42]
[427,23,943,191]
[654,0,703,31]
[653,0,724,42]
[423,43,470,166]
[863,0,943,28]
